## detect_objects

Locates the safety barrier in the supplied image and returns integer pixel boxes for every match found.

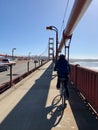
[70,64,98,114]
[0,60,48,94]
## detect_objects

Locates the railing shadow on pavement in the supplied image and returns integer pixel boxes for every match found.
[68,82,98,130]
[0,62,65,130]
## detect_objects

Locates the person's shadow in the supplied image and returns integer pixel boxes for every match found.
[37,95,66,130]
[0,63,67,130]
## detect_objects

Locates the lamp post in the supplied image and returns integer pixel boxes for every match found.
[46,26,58,62]
[28,52,31,60]
[12,48,16,60]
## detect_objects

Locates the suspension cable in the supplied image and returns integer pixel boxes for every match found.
[59,0,70,41]
[39,45,48,57]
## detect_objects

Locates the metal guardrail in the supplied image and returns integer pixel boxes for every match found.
[0,60,48,94]
[70,64,98,115]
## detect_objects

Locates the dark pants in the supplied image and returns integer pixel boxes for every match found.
[56,76,69,98]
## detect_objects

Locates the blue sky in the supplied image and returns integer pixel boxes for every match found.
[0,0,98,58]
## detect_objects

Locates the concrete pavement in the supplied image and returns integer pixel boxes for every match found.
[0,61,98,130]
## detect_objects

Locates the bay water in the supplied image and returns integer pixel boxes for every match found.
[70,59,98,71]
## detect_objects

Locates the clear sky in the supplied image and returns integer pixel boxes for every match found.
[0,0,98,58]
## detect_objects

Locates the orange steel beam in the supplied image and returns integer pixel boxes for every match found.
[58,0,92,53]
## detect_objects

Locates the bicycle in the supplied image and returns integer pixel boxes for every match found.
[51,76,68,108]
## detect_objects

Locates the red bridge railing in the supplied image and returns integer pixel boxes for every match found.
[70,64,98,114]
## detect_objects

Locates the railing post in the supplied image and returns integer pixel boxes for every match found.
[27,61,29,73]
[38,60,40,66]
[35,62,36,68]
[75,64,80,88]
[10,64,13,87]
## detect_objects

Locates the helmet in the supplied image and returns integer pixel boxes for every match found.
[59,54,65,59]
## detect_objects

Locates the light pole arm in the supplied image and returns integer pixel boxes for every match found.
[12,48,16,60]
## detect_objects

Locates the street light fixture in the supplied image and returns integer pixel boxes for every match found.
[12,48,16,60]
[46,26,58,61]
[28,52,31,60]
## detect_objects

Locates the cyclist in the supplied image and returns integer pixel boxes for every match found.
[54,54,71,99]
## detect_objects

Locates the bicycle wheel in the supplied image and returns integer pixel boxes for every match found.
[52,95,62,106]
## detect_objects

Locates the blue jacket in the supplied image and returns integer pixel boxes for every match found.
[54,59,70,77]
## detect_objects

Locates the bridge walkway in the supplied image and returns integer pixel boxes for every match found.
[0,61,98,130]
